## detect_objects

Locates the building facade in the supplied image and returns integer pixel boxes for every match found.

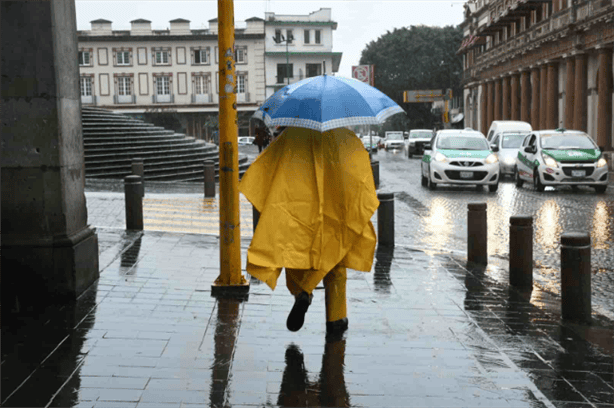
[263,8,342,98]
[459,0,613,150]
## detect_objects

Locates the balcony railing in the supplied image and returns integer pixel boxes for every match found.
[191,93,213,103]
[114,94,136,104]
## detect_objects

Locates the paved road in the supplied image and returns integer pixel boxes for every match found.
[371,147,614,320]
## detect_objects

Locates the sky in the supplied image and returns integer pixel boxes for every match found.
[75,0,465,78]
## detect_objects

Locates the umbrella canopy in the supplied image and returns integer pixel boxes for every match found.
[253,75,405,132]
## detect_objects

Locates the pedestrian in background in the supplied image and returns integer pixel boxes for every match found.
[253,122,269,153]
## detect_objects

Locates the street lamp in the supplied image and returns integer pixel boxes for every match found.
[272,33,293,85]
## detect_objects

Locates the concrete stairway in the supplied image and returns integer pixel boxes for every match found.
[82,106,249,182]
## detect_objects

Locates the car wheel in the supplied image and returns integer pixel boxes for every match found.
[515,168,523,187]
[408,151,413,158]
[488,183,499,192]
[594,185,607,194]
[427,170,436,190]
[533,170,545,192]
[421,174,427,187]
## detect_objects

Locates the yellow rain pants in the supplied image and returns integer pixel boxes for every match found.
[239,127,379,301]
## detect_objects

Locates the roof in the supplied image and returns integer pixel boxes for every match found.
[169,18,190,23]
[266,20,337,29]
[208,18,218,22]
[130,19,152,23]
[245,17,264,22]
[437,129,485,137]
[90,19,112,23]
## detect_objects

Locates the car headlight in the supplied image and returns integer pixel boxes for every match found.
[504,157,516,165]
[435,152,447,162]
[596,157,607,168]
[542,153,558,168]
[485,154,498,164]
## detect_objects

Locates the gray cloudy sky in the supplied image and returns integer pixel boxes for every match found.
[75,0,465,78]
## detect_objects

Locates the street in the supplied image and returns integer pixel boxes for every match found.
[369,145,614,320]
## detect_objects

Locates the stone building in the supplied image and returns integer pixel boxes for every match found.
[459,0,613,150]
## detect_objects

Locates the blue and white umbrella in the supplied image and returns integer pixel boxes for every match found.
[253,75,405,132]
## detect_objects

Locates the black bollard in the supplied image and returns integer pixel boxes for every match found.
[561,232,591,324]
[131,158,144,197]
[467,203,487,265]
[377,192,394,248]
[204,160,216,198]
[252,205,260,232]
[124,175,143,230]
[509,215,533,288]
[371,160,380,189]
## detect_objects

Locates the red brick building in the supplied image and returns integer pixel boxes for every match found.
[459,0,613,151]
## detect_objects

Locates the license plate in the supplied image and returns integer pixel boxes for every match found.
[460,171,473,179]
[571,170,585,177]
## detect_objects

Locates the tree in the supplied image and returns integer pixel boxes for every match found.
[360,25,463,130]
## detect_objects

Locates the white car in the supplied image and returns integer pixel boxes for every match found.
[383,132,405,150]
[238,136,255,146]
[489,131,530,177]
[515,129,608,193]
[421,129,500,192]
[407,129,434,158]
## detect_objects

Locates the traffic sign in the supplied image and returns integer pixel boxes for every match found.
[403,89,452,103]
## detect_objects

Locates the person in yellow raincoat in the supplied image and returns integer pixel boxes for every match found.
[239,126,379,335]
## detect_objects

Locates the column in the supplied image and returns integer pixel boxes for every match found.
[502,76,511,120]
[597,47,613,150]
[494,77,502,121]
[1,1,99,309]
[547,61,559,129]
[565,57,575,129]
[487,80,495,128]
[511,73,520,121]
[521,70,531,123]
[481,82,488,133]
[540,64,548,130]
[574,53,588,132]
[531,67,541,129]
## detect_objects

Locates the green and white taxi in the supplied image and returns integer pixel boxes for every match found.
[515,129,608,193]
[421,129,500,192]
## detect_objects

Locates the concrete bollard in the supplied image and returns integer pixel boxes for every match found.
[467,203,487,265]
[131,158,144,197]
[377,192,394,248]
[509,215,533,288]
[252,205,260,232]
[204,160,216,198]
[561,232,591,324]
[371,160,380,189]
[124,175,143,230]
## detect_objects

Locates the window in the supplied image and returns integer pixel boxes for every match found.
[157,76,170,95]
[304,29,310,44]
[195,75,209,95]
[118,77,131,96]
[306,63,321,78]
[237,73,246,94]
[117,51,130,65]
[235,46,247,64]
[80,77,92,96]
[277,63,293,84]
[286,30,294,43]
[275,29,282,42]
[155,51,170,65]
[78,51,91,66]
[315,30,321,44]
[194,49,209,64]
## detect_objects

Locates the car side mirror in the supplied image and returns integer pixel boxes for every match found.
[524,146,535,154]
[424,143,431,150]
[491,144,499,152]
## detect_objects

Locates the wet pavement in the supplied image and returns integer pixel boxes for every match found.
[2,144,613,408]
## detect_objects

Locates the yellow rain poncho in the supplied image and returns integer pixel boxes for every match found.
[239,127,379,294]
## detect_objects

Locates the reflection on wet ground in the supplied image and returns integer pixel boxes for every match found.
[3,228,612,407]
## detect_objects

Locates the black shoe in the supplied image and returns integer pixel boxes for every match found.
[326,317,348,337]
[286,292,312,332]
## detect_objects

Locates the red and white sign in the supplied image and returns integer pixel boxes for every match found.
[352,65,374,85]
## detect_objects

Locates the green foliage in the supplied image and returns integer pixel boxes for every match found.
[360,25,463,130]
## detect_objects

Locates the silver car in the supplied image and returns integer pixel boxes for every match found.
[489,132,529,177]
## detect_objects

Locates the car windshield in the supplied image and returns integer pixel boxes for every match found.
[411,132,432,139]
[501,134,526,149]
[437,136,489,150]
[387,134,403,140]
[540,134,596,149]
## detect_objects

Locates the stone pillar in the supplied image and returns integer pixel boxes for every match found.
[574,53,588,132]
[481,82,488,133]
[487,80,495,129]
[565,57,575,129]
[494,78,502,121]
[502,76,510,120]
[531,67,541,129]
[1,1,99,310]
[540,64,548,130]
[511,73,520,121]
[547,61,559,129]
[521,70,531,123]
[597,47,613,150]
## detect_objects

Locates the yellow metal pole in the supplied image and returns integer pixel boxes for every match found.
[212,0,248,296]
